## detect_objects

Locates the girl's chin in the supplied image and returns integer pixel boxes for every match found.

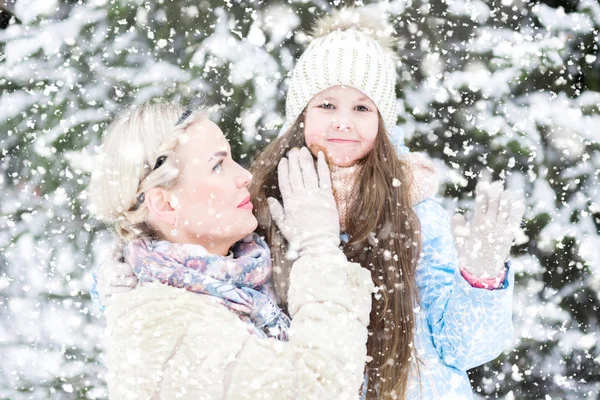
[330,155,360,167]
[306,145,361,167]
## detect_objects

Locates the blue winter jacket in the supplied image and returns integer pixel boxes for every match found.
[405,198,514,399]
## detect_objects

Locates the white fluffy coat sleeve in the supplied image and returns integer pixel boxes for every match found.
[104,251,373,400]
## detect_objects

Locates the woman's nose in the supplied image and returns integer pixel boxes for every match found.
[236,167,252,188]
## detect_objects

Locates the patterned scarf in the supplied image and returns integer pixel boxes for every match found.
[124,233,290,340]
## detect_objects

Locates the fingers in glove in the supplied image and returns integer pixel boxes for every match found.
[316,151,332,190]
[109,286,136,294]
[110,275,139,287]
[451,213,469,237]
[97,267,131,296]
[298,147,319,190]
[451,214,470,263]
[277,157,292,199]
[451,214,471,252]
[99,260,134,280]
[474,181,490,222]
[497,189,512,223]
[112,241,126,262]
[506,196,526,235]
[287,148,305,192]
[267,197,286,231]
[485,181,504,220]
[103,286,136,302]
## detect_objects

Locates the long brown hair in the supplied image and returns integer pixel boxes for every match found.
[249,112,422,399]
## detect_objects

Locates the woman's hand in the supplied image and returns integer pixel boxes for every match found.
[451,181,525,279]
[96,245,138,307]
[267,147,340,259]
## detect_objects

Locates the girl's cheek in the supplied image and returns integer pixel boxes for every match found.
[364,139,377,153]
[303,130,321,145]
[360,123,378,148]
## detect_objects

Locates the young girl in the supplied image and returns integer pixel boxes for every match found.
[249,9,524,399]
[88,102,374,399]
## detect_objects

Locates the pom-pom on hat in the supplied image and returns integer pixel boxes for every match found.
[285,8,398,133]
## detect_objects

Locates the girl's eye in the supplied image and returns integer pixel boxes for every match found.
[355,105,370,112]
[212,160,224,172]
[319,103,334,109]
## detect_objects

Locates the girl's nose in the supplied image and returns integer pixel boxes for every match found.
[331,116,352,132]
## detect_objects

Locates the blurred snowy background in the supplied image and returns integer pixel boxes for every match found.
[0,0,599,399]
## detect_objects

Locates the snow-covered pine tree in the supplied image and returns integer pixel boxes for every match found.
[0,0,301,397]
[1,0,598,398]
[391,0,600,397]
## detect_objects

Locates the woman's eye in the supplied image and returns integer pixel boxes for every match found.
[355,105,370,112]
[212,160,224,172]
[319,103,334,109]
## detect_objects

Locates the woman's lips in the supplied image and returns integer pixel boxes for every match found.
[237,195,253,210]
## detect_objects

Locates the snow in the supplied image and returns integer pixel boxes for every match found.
[533,4,596,34]
[14,0,58,25]
[263,6,300,47]
[445,63,517,98]
[0,90,37,121]
[1,0,599,398]
[4,36,43,66]
[447,0,491,24]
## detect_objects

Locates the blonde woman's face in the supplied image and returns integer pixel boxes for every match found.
[303,85,379,167]
[170,119,257,252]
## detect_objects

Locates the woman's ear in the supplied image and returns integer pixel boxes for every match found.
[145,188,177,226]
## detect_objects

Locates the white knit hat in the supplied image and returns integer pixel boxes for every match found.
[285,9,398,133]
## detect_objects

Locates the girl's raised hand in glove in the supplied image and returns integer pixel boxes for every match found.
[267,147,341,259]
[451,180,525,279]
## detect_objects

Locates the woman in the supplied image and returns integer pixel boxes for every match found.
[88,102,374,399]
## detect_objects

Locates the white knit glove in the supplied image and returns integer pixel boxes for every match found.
[451,180,525,279]
[96,245,137,307]
[267,147,341,259]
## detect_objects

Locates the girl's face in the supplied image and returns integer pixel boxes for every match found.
[304,85,379,167]
[169,119,257,253]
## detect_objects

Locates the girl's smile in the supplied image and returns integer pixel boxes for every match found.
[327,138,360,144]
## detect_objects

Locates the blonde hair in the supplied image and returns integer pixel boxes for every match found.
[88,101,207,240]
